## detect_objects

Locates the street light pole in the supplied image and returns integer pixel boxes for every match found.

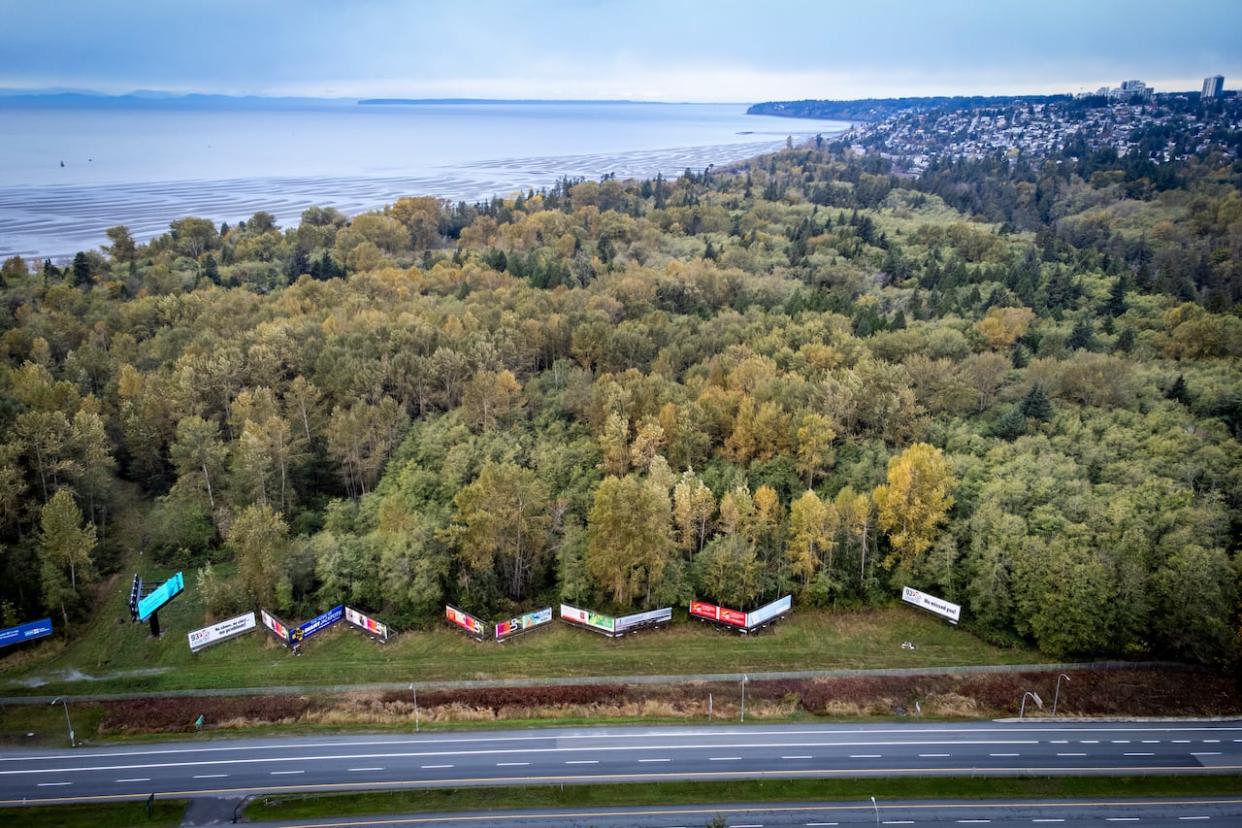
[1052,673,1071,716]
[410,683,420,733]
[870,795,880,825]
[1019,691,1041,721]
[50,697,75,747]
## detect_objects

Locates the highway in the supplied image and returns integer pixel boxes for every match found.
[246,797,1242,827]
[0,721,1238,806]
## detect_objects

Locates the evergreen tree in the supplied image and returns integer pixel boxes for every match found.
[1067,317,1095,350]
[1166,374,1191,406]
[71,252,91,287]
[991,406,1028,440]
[1019,383,1054,422]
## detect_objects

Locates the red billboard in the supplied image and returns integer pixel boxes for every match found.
[689,600,747,628]
[445,605,485,638]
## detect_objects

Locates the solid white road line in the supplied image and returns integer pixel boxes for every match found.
[6,724,1236,764]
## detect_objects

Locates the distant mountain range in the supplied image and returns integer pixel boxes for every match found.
[0,91,709,109]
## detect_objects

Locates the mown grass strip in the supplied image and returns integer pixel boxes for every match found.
[248,776,1242,820]
[6,798,187,828]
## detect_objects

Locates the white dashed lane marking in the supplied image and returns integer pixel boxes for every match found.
[270,770,303,775]
[348,767,384,772]
[193,773,228,778]
[38,781,71,786]
[115,777,149,783]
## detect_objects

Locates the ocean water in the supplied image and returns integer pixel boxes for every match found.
[0,102,847,259]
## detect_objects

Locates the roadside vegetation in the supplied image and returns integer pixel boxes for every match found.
[2,123,1240,686]
[4,666,1235,746]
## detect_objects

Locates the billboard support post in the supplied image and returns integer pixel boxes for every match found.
[148,611,160,639]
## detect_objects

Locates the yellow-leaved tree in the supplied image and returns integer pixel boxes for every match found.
[873,443,955,576]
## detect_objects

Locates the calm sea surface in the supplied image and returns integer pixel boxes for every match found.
[0,102,847,259]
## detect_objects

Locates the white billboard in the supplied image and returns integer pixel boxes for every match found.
[745,594,792,628]
[345,606,390,642]
[188,612,257,653]
[901,586,961,624]
[614,606,672,632]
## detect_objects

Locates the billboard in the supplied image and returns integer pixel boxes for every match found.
[261,609,292,645]
[345,606,390,642]
[137,571,185,621]
[901,586,961,624]
[746,595,792,628]
[445,605,485,638]
[0,617,53,649]
[496,607,553,640]
[614,606,673,633]
[188,612,256,653]
[291,605,344,645]
[689,599,748,628]
[559,604,616,634]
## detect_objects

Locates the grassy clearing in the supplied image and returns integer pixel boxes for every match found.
[249,776,1242,821]
[4,799,187,828]
[0,596,1044,696]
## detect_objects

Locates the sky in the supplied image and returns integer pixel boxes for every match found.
[2,0,1239,102]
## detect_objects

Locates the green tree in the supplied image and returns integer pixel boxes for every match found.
[586,475,676,607]
[451,462,551,601]
[38,490,96,627]
[229,503,288,608]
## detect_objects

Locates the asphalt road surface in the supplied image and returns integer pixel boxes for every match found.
[0,721,1238,806]
[246,797,1242,828]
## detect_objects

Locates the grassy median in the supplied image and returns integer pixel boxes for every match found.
[248,776,1242,821]
[6,799,187,828]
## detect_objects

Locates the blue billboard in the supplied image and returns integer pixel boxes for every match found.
[137,572,185,621]
[290,605,343,645]
[0,618,53,649]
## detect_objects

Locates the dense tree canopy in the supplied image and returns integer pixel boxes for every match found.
[1,137,1239,666]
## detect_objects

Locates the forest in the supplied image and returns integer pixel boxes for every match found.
[1,137,1240,668]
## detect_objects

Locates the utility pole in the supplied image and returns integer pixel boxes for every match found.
[410,683,420,732]
[50,697,75,747]
[1052,673,1070,716]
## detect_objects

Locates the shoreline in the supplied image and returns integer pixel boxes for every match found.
[0,134,852,262]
